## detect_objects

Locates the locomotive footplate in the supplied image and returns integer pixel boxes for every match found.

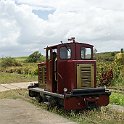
[29,87,64,99]
[28,87,111,110]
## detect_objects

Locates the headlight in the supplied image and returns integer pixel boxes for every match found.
[104,85,106,89]
[64,88,67,92]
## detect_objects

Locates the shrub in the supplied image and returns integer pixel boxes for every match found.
[111,52,115,56]
[0,57,21,68]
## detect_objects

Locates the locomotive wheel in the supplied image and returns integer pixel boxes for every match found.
[47,97,57,109]
[29,90,35,97]
[35,94,43,103]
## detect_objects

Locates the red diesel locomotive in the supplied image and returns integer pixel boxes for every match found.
[28,37,111,110]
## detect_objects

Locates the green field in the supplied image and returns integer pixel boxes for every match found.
[0,56,38,83]
[0,72,37,84]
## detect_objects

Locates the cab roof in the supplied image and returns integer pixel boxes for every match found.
[45,41,93,50]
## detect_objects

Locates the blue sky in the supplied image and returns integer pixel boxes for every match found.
[0,0,124,57]
[32,9,55,20]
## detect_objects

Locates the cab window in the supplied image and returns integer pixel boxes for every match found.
[46,49,51,60]
[81,47,91,59]
[60,47,71,59]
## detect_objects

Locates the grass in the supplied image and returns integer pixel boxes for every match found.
[15,56,28,62]
[110,92,124,106]
[59,108,124,124]
[0,72,37,84]
[0,89,27,99]
[0,89,124,124]
[0,56,38,84]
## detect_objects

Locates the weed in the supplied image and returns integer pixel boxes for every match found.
[110,93,124,106]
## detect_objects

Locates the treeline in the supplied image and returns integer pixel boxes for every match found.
[0,51,45,75]
[96,51,118,62]
[0,51,45,68]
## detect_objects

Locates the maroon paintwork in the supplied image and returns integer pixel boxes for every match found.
[57,60,96,94]
[32,38,111,110]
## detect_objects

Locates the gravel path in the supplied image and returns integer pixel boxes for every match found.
[0,99,76,124]
[108,104,124,113]
[0,82,35,92]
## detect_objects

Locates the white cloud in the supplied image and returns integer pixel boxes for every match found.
[0,0,124,57]
[0,0,47,56]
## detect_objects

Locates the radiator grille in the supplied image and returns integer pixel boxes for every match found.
[77,64,94,88]
[80,66,91,87]
[38,64,46,85]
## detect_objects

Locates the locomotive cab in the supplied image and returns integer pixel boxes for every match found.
[28,38,111,110]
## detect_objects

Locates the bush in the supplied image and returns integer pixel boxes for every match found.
[111,52,115,56]
[0,57,21,68]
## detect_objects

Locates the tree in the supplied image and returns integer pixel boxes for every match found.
[26,51,42,63]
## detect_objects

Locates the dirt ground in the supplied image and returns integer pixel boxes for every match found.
[0,99,76,124]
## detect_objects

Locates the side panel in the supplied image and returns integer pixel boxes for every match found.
[64,97,86,110]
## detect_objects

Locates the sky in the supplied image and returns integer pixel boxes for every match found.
[0,0,124,57]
